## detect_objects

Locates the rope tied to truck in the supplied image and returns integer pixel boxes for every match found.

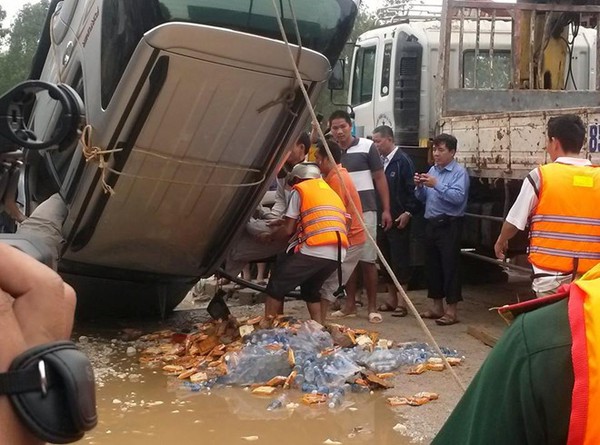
[80,125,122,195]
[269,0,466,392]
[80,125,266,194]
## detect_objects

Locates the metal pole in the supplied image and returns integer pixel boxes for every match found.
[596,13,600,91]
[475,8,481,88]
[529,9,536,89]
[461,250,532,274]
[512,10,521,88]
[436,0,453,119]
[490,9,496,88]
[459,7,465,87]
[464,212,505,223]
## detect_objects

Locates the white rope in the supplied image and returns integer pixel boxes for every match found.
[80,125,266,194]
[270,0,466,392]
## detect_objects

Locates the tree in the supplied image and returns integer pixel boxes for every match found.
[0,6,8,43]
[0,1,50,95]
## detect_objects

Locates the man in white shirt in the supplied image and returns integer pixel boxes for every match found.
[495,114,598,297]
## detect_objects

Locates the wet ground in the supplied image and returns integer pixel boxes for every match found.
[72,274,530,445]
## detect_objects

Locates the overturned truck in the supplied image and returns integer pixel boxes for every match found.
[0,0,359,317]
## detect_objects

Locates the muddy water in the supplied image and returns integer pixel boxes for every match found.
[75,330,411,445]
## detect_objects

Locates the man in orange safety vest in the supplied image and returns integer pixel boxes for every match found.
[261,163,349,324]
[495,114,600,297]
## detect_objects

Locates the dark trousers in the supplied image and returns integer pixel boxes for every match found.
[377,224,412,285]
[266,252,338,303]
[424,216,463,304]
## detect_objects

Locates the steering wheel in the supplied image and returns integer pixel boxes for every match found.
[0,80,84,152]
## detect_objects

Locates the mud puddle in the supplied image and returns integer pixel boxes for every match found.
[81,374,409,445]
[74,320,413,445]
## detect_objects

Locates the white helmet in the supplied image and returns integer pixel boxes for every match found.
[288,163,321,181]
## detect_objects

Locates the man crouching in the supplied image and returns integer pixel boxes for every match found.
[261,163,348,324]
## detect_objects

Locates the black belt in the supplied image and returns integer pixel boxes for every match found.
[426,215,461,227]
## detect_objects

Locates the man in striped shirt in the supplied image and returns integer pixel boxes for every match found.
[327,110,392,323]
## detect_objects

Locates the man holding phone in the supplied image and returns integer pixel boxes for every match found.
[415,134,469,325]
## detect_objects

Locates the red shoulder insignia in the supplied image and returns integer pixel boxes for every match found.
[497,286,570,324]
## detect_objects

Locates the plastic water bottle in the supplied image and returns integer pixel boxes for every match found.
[304,365,315,383]
[301,383,317,393]
[267,394,287,411]
[328,388,345,409]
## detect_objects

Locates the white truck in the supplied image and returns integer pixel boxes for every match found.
[347,0,600,274]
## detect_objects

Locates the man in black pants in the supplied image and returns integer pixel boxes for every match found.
[414,134,470,325]
[372,125,421,316]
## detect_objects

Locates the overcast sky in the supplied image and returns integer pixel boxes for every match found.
[0,0,35,24]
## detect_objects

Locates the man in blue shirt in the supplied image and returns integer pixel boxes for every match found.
[415,134,469,325]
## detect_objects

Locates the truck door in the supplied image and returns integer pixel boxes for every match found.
[350,37,378,137]
[372,39,395,133]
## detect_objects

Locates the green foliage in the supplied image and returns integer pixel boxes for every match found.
[0,1,50,95]
[313,4,377,124]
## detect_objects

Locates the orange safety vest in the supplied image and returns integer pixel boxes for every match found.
[528,163,600,274]
[567,264,600,444]
[288,178,349,252]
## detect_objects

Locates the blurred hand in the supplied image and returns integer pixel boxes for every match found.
[420,174,437,188]
[494,237,508,260]
[0,244,76,371]
[0,244,76,445]
[381,210,393,231]
[266,219,284,227]
[413,173,423,187]
[395,212,411,230]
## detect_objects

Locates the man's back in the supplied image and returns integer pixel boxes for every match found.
[432,298,573,444]
[325,166,365,246]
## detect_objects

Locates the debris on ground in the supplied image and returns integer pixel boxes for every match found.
[135,316,462,409]
[387,392,439,407]
[407,356,463,375]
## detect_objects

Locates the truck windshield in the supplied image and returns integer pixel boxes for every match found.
[101,0,357,108]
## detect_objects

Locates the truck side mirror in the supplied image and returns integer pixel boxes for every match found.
[328,59,345,91]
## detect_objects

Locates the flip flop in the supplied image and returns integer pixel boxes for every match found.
[391,307,408,318]
[330,310,357,319]
[419,310,444,319]
[368,312,383,324]
[435,315,459,326]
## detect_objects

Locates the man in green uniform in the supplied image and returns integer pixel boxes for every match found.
[432,296,573,444]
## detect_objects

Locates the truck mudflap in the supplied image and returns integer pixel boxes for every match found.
[58,23,330,278]
[442,107,600,179]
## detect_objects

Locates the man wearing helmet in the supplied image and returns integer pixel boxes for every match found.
[262,163,349,324]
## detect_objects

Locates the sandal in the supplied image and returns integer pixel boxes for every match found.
[330,310,357,319]
[391,306,408,318]
[435,314,459,326]
[419,310,444,319]
[368,312,383,324]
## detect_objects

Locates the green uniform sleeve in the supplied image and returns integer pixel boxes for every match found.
[431,299,572,445]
